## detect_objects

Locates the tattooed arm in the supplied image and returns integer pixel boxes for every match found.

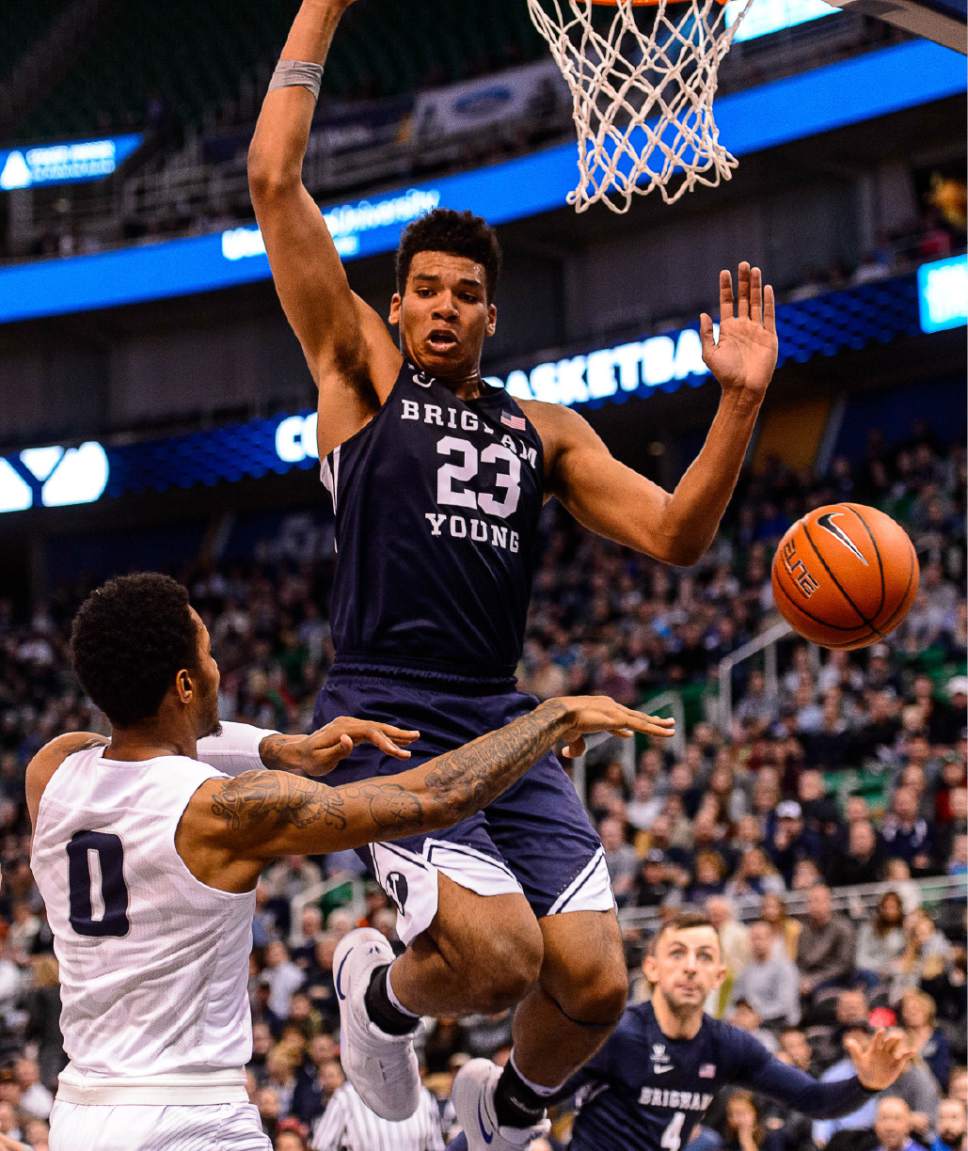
[176,695,675,893]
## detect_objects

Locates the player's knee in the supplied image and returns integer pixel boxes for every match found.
[463,923,544,1012]
[554,947,628,1026]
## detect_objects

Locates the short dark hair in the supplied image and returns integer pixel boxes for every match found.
[396,209,503,301]
[651,911,720,953]
[71,573,198,728]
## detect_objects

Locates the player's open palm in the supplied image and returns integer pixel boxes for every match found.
[271,717,421,777]
[552,695,676,758]
[844,1029,915,1091]
[700,261,777,398]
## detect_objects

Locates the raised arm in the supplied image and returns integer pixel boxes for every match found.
[248,0,402,456]
[539,263,777,567]
[179,696,675,891]
[736,1031,913,1119]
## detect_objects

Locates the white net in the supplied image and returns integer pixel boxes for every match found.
[527,0,755,213]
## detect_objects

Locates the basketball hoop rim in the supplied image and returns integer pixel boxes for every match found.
[590,0,729,6]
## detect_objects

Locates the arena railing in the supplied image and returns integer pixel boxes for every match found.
[716,618,799,736]
[617,873,968,935]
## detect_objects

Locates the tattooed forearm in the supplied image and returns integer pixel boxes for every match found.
[211,771,348,833]
[209,770,426,843]
[209,700,572,852]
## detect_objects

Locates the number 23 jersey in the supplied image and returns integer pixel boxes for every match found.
[321,362,544,678]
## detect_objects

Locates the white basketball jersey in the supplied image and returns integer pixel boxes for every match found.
[30,746,255,1078]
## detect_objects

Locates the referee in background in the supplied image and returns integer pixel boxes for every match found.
[311,1081,445,1150]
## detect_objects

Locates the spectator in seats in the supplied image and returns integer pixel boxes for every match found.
[264,1046,299,1117]
[767,801,821,886]
[263,940,305,1021]
[893,911,953,999]
[600,815,640,907]
[937,788,968,867]
[730,920,800,1028]
[760,892,801,962]
[851,690,902,763]
[883,860,922,915]
[882,788,935,874]
[829,821,888,889]
[688,851,729,905]
[721,1090,785,1151]
[900,990,952,1092]
[635,850,673,908]
[263,856,325,937]
[22,955,64,1091]
[951,1070,968,1108]
[13,1057,51,1121]
[276,1125,310,1151]
[855,891,907,983]
[706,896,751,980]
[727,1000,778,1053]
[726,848,786,901]
[871,1096,919,1151]
[777,1027,820,1077]
[627,773,663,832]
[797,886,856,1002]
[793,859,826,892]
[931,1098,967,1151]
[257,1084,283,1142]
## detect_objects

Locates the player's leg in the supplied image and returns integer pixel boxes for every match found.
[334,830,545,1124]
[510,908,627,1086]
[449,744,624,1148]
[389,874,544,1015]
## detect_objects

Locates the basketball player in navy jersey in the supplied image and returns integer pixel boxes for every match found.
[250,2,776,1146]
[545,912,911,1151]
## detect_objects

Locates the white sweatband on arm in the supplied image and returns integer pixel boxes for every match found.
[196,722,279,778]
[268,59,325,101]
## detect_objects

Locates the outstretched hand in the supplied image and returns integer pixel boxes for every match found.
[551,695,676,759]
[262,717,420,777]
[844,1029,915,1092]
[700,262,777,399]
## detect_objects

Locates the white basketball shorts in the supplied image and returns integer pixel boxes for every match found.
[49,1100,271,1150]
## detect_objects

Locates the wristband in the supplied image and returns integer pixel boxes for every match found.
[196,722,279,778]
[268,59,325,101]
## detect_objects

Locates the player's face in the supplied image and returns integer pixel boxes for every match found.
[390,250,497,379]
[644,926,725,1012]
[188,608,221,739]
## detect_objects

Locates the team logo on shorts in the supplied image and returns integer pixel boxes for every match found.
[385,871,409,915]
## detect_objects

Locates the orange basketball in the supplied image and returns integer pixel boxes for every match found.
[771,503,920,651]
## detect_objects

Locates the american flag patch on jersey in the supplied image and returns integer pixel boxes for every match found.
[699,1064,716,1078]
[501,411,526,431]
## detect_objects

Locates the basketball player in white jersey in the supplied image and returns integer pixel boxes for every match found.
[28,572,674,1150]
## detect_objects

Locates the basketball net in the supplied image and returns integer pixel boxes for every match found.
[527,0,755,213]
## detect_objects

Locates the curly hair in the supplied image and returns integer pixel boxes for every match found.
[396,208,503,301]
[70,573,198,728]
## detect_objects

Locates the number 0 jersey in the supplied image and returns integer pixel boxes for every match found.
[30,746,255,1080]
[321,362,544,678]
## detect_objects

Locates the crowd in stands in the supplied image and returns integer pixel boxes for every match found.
[0,428,963,1149]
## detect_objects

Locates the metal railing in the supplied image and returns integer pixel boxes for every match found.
[717,618,796,735]
[618,873,968,935]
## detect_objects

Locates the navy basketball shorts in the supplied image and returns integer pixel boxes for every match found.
[313,668,613,945]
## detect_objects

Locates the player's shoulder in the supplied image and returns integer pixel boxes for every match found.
[517,397,589,436]
[26,732,108,826]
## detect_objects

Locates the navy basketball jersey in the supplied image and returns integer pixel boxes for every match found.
[320,361,544,677]
[568,1002,873,1151]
